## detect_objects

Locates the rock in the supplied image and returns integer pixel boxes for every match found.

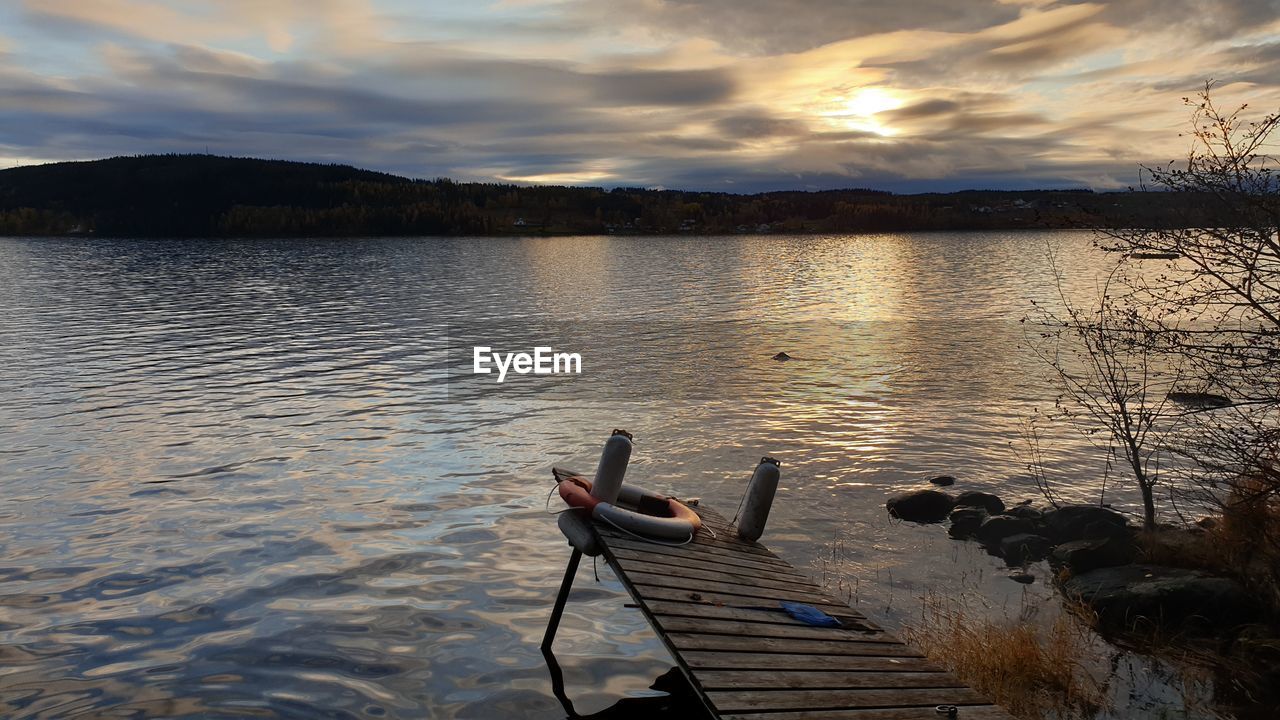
[928,475,956,487]
[1000,533,1053,565]
[1062,564,1258,632]
[1196,516,1219,530]
[886,490,956,524]
[1167,391,1232,409]
[975,515,1036,547]
[1042,505,1128,543]
[1010,571,1036,584]
[947,507,988,539]
[772,352,792,361]
[954,491,1004,515]
[1008,505,1044,521]
[1050,536,1135,574]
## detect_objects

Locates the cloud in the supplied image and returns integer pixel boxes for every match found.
[714,111,809,138]
[573,0,1023,55]
[590,68,737,105]
[2,0,1280,191]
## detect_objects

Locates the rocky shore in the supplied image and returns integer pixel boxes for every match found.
[887,482,1280,713]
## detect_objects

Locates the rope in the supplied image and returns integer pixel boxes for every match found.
[544,484,584,515]
[731,481,750,525]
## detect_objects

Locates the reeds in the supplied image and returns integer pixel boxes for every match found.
[902,592,1111,720]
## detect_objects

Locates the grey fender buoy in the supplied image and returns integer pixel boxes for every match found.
[557,511,601,556]
[737,456,781,542]
[590,429,632,505]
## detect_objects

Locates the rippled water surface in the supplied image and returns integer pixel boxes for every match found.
[0,233,1142,718]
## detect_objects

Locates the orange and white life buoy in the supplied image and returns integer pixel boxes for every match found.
[557,474,701,542]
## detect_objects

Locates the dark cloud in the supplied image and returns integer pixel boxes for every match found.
[715,111,808,138]
[1091,0,1280,41]
[885,99,959,120]
[577,0,1021,54]
[590,68,736,106]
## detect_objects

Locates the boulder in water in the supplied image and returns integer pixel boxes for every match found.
[1008,504,1044,521]
[947,507,988,539]
[1000,533,1053,565]
[1050,536,1135,574]
[928,475,956,487]
[954,491,1004,515]
[887,490,956,524]
[1167,391,1231,408]
[1063,564,1258,632]
[1042,505,1128,543]
[975,514,1036,547]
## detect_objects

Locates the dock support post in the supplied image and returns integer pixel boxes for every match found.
[541,548,582,651]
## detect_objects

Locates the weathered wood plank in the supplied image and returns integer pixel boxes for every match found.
[602,535,797,572]
[643,600,872,628]
[628,583,856,614]
[653,617,891,642]
[627,571,850,606]
[708,687,991,712]
[617,557,828,594]
[609,546,811,580]
[689,531,778,557]
[682,651,943,672]
[721,707,1016,720]
[667,633,925,657]
[696,670,966,691]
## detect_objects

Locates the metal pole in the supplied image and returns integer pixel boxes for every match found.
[541,548,582,652]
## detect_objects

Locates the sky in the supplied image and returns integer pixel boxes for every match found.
[2,0,1279,193]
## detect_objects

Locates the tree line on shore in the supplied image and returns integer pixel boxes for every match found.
[0,153,1227,237]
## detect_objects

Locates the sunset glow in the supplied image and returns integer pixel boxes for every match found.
[825,88,905,136]
[1,1,1279,191]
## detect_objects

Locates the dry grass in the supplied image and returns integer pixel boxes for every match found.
[902,592,1111,720]
[1217,475,1280,610]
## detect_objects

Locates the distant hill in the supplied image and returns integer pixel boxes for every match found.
[0,154,1209,237]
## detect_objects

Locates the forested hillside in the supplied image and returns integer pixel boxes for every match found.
[0,154,1214,237]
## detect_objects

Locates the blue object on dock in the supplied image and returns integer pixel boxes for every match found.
[779,601,841,627]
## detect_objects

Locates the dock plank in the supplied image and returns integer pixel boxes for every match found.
[549,470,1013,720]
[644,600,873,628]
[682,651,944,672]
[626,571,852,606]
[627,585,855,613]
[666,633,925,657]
[601,533,795,569]
[708,687,991,712]
[608,546,812,580]
[653,617,891,642]
[722,707,1015,720]
[696,670,964,691]
[623,561,830,594]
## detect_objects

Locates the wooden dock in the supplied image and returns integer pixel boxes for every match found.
[547,468,1015,720]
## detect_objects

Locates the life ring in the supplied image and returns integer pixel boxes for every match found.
[557,475,701,541]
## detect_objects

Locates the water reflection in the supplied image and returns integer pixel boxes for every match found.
[0,233,1143,718]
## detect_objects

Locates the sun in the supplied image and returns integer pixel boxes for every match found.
[823,87,904,136]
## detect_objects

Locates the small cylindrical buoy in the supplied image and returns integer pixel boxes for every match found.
[737,456,780,542]
[557,511,602,557]
[590,429,632,504]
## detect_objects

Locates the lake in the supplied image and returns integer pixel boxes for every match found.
[0,232,1161,718]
